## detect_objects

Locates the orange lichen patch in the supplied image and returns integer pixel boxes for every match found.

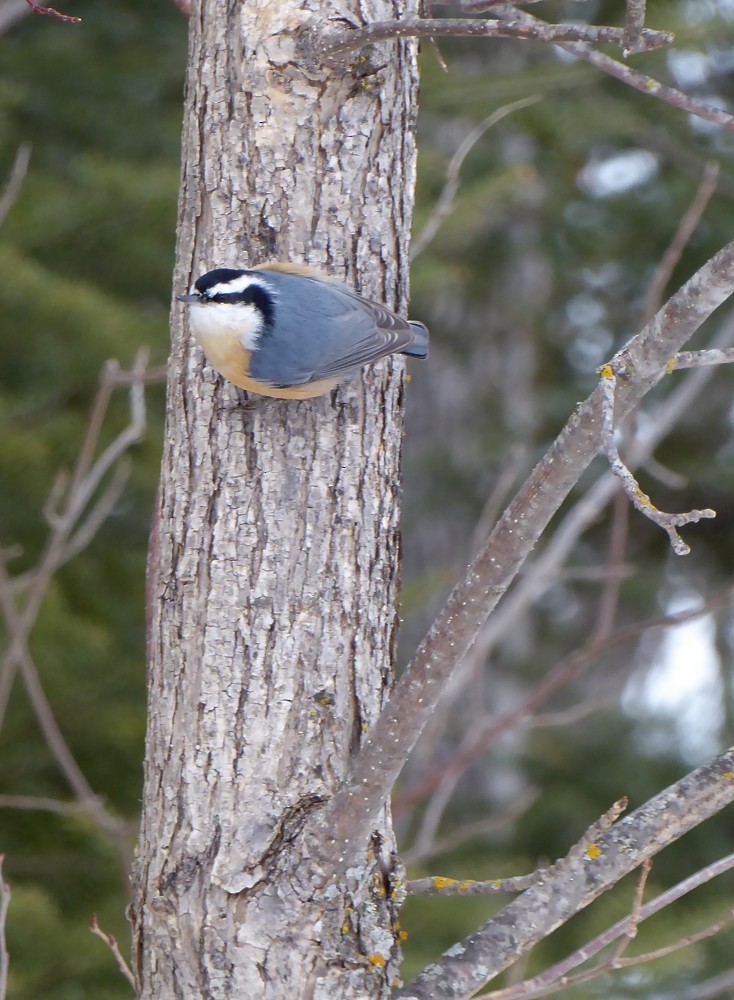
[368,954,386,967]
[585,843,602,860]
[433,876,459,889]
[666,357,676,375]
[723,771,733,780]
[398,930,409,941]
[457,880,476,892]
[635,488,653,508]
[600,364,614,379]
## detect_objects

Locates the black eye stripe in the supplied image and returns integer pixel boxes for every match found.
[207,292,246,303]
[203,284,275,331]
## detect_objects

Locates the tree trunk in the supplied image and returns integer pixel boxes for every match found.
[131,1,419,996]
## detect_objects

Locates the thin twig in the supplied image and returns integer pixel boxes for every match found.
[407,798,628,896]
[688,966,734,1000]
[493,6,734,132]
[401,309,734,820]
[23,0,79,22]
[614,909,734,966]
[591,487,629,643]
[482,851,734,999]
[61,459,132,566]
[470,445,529,553]
[399,312,734,827]
[89,915,136,991]
[672,348,734,370]
[315,17,673,60]
[0,143,31,229]
[454,0,598,8]
[0,351,148,732]
[427,36,449,72]
[643,162,720,322]
[397,753,734,999]
[452,310,734,703]
[395,584,734,816]
[599,364,715,556]
[402,790,537,865]
[610,858,652,962]
[644,454,687,489]
[0,350,150,861]
[0,793,93,815]
[411,96,541,260]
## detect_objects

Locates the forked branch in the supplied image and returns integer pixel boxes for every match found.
[397,749,734,998]
[306,237,734,880]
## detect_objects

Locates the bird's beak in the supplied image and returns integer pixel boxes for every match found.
[177,293,199,303]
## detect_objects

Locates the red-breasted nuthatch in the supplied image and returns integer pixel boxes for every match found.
[177,263,429,399]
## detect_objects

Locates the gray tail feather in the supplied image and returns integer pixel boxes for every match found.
[401,321,429,359]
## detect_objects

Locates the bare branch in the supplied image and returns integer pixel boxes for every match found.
[0,793,93,815]
[395,310,734,819]
[643,162,720,322]
[586,487,630,649]
[494,6,734,131]
[407,798,627,896]
[613,908,734,967]
[610,857,652,962]
[23,0,79,22]
[622,0,647,56]
[470,445,529,553]
[89,915,136,991]
[599,365,715,555]
[688,967,734,1000]
[455,0,600,8]
[411,96,541,260]
[396,586,733,818]
[457,311,734,706]
[643,454,687,489]
[672,347,734,370]
[61,458,131,566]
[0,349,151,861]
[0,351,148,732]
[306,238,734,879]
[396,751,734,998]
[313,17,673,61]
[482,851,734,1000]
[1,624,124,837]
[402,313,734,802]
[401,790,537,865]
[0,142,31,229]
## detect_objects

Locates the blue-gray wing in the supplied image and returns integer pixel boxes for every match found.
[249,271,428,387]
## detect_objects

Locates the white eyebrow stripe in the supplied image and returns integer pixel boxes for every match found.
[206,274,273,297]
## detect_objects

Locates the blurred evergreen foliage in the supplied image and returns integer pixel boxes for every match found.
[2,0,734,996]
[0,2,183,996]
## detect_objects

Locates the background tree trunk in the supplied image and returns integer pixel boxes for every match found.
[130,1,420,996]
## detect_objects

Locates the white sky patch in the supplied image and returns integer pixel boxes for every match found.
[667,49,710,89]
[578,150,659,199]
[623,591,723,763]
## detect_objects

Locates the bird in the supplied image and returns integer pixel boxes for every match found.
[177,262,429,399]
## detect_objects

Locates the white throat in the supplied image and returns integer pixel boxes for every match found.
[188,300,264,351]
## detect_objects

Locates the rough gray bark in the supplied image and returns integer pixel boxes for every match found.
[131,1,420,996]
